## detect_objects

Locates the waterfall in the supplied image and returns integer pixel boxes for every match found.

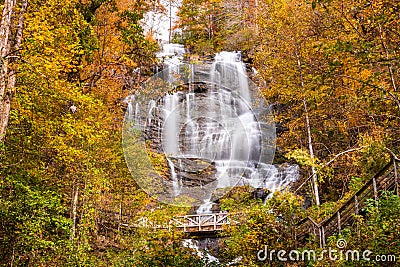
[167,158,180,196]
[135,103,140,126]
[162,93,180,156]
[159,43,185,57]
[182,239,220,264]
[124,95,136,121]
[126,48,299,209]
[211,51,250,104]
[127,101,133,121]
[148,100,156,125]
[157,43,186,84]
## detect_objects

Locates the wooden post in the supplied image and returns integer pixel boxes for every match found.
[318,227,322,248]
[198,215,201,232]
[354,195,359,214]
[213,214,216,231]
[313,222,317,236]
[118,202,122,232]
[71,187,79,241]
[319,226,326,248]
[394,159,399,196]
[373,177,378,206]
[337,212,341,235]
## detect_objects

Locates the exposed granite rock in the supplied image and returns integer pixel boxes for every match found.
[169,157,217,187]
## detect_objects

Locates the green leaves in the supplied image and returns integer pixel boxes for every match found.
[312,1,317,9]
[221,192,304,266]
[0,176,72,265]
[77,0,116,23]
[1,0,161,265]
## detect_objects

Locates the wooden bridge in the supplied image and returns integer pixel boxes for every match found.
[295,157,400,247]
[171,213,230,233]
[99,211,231,234]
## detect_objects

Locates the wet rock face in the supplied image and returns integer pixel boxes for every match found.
[169,157,217,187]
[143,83,213,153]
[142,82,220,188]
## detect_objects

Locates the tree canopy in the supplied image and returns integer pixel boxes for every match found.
[1,0,399,266]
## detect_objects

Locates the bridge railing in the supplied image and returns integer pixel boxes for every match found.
[296,157,400,247]
[98,211,231,233]
[170,213,229,232]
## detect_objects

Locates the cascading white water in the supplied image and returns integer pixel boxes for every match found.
[162,93,180,155]
[159,43,185,57]
[129,47,298,212]
[125,95,140,125]
[211,51,250,104]
[127,100,133,121]
[182,239,219,264]
[167,158,180,196]
[157,43,186,84]
[148,100,156,125]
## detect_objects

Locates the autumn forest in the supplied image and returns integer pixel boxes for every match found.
[0,0,399,266]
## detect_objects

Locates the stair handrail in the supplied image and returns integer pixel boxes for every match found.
[296,156,400,247]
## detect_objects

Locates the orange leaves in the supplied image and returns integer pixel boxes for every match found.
[23,0,88,78]
[254,0,400,203]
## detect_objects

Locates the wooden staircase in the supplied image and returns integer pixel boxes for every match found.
[295,157,400,247]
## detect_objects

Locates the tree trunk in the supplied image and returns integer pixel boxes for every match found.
[371,1,397,93]
[169,0,172,43]
[0,0,27,142]
[295,43,321,206]
[71,187,79,241]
